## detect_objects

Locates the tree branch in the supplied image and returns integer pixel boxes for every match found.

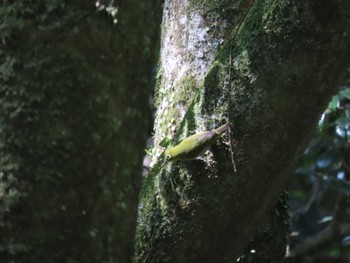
[136,0,350,262]
[290,193,350,258]
[289,223,350,257]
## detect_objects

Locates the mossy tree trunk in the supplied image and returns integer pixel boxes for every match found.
[0,1,161,262]
[136,0,350,262]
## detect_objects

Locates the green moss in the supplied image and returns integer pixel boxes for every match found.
[173,77,197,107]
[204,63,221,89]
[178,92,201,135]
[189,0,235,14]
[216,41,232,63]
[0,1,162,262]
[161,76,199,139]
[154,67,163,108]
[189,0,222,12]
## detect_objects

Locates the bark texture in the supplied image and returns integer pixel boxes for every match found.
[0,1,161,262]
[136,0,350,262]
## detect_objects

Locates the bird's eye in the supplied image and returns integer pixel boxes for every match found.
[166,155,171,161]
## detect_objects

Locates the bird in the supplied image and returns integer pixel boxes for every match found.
[165,123,229,162]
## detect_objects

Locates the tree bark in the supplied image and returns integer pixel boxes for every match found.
[136,0,350,262]
[0,1,161,262]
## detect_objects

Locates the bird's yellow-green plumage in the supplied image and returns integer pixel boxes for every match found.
[165,123,229,161]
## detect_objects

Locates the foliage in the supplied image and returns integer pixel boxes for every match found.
[289,86,350,262]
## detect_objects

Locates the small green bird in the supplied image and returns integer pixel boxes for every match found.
[165,123,229,162]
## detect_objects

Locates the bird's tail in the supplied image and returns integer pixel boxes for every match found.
[214,123,230,135]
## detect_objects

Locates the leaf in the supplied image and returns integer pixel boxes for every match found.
[316,150,333,169]
[336,117,350,129]
[145,148,152,157]
[159,137,170,147]
[335,126,347,139]
[342,236,350,246]
[339,88,350,99]
[328,95,339,111]
[318,215,332,224]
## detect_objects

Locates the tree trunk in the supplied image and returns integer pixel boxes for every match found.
[0,1,161,262]
[136,0,350,262]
